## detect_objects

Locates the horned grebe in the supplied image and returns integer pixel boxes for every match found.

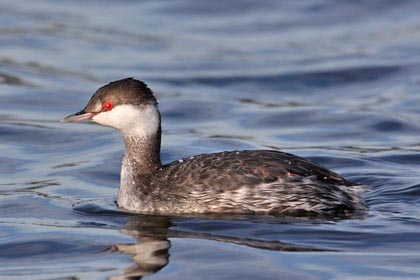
[62,78,367,215]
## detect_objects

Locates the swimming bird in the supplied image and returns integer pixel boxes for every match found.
[62,78,366,216]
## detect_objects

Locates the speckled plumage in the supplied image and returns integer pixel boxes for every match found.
[63,78,367,216]
[120,148,366,215]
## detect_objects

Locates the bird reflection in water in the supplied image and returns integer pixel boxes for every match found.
[108,215,171,279]
[106,214,334,280]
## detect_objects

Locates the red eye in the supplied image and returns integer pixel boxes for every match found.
[102,101,113,111]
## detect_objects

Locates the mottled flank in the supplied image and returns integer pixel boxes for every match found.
[64,78,368,216]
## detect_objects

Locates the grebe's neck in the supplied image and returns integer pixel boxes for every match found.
[124,131,162,173]
[101,103,162,209]
[105,103,162,173]
[119,128,161,211]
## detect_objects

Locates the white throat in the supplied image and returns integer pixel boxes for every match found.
[92,104,160,138]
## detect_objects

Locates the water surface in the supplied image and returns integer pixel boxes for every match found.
[1,1,420,279]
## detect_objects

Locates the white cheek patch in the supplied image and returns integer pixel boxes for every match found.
[92,109,117,127]
[92,104,160,137]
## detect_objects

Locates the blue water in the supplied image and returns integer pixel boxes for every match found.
[2,0,420,279]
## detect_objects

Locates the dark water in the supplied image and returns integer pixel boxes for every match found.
[1,0,420,279]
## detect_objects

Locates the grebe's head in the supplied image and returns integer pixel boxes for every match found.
[62,78,160,137]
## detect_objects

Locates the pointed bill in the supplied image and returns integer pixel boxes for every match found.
[61,110,98,123]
